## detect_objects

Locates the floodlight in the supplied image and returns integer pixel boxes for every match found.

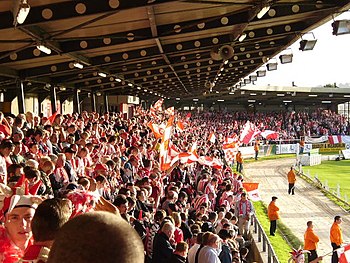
[332,20,350,36]
[266,61,277,71]
[257,69,266,77]
[279,54,293,64]
[244,79,251,84]
[250,75,257,81]
[299,40,317,51]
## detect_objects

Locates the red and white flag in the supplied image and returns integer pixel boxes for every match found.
[240,121,260,144]
[147,121,162,139]
[165,107,175,116]
[176,120,185,132]
[338,244,350,263]
[260,130,279,140]
[242,182,261,201]
[208,132,216,143]
[153,99,164,111]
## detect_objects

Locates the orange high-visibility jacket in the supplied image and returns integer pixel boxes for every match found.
[287,170,296,183]
[304,228,319,250]
[330,222,343,246]
[236,152,243,163]
[267,201,279,221]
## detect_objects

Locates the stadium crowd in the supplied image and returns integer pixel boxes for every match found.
[0,106,347,263]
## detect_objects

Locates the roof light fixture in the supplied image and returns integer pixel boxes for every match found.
[15,0,31,25]
[250,75,257,81]
[279,48,293,64]
[36,45,51,55]
[98,72,107,78]
[257,69,266,77]
[266,61,277,71]
[299,32,317,51]
[257,4,270,19]
[332,20,350,36]
[73,62,84,69]
[238,33,247,42]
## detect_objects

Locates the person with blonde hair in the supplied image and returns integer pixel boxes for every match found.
[197,233,221,263]
[172,212,184,243]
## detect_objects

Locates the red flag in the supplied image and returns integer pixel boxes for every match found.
[208,132,216,143]
[176,120,184,132]
[165,107,175,116]
[242,183,261,201]
[44,111,58,126]
[338,244,350,263]
[260,130,279,140]
[239,121,260,144]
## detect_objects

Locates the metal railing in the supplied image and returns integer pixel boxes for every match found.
[251,214,280,263]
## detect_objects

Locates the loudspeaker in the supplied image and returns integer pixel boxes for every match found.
[210,46,222,61]
[219,45,234,60]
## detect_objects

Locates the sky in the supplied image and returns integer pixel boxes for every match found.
[249,13,350,88]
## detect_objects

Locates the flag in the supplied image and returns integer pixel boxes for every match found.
[328,135,350,144]
[208,132,216,143]
[147,121,162,139]
[176,120,185,132]
[242,182,261,201]
[260,130,279,140]
[165,107,175,116]
[44,111,58,126]
[185,112,191,120]
[338,244,350,263]
[153,99,164,111]
[239,121,260,144]
[159,116,174,171]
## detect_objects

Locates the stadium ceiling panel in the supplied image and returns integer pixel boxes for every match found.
[0,0,349,105]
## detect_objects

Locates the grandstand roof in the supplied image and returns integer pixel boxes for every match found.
[0,0,349,104]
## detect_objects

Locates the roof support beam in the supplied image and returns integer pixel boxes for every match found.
[147,6,190,94]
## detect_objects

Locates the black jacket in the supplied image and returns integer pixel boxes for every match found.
[169,254,186,263]
[152,232,174,263]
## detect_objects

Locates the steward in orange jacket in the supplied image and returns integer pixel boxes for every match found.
[267,196,279,236]
[330,216,343,263]
[287,167,296,195]
[304,221,320,262]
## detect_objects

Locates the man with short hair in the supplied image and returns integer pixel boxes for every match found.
[267,196,279,236]
[197,233,221,263]
[304,221,320,262]
[113,194,129,222]
[47,211,144,263]
[330,215,343,263]
[152,222,175,263]
[287,167,296,195]
[234,192,254,237]
[0,180,42,262]
[170,241,188,263]
[20,198,72,262]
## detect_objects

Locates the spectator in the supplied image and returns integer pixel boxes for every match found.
[170,241,188,263]
[47,211,144,263]
[20,198,72,261]
[152,222,175,263]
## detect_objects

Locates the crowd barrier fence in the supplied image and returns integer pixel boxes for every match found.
[251,214,280,263]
